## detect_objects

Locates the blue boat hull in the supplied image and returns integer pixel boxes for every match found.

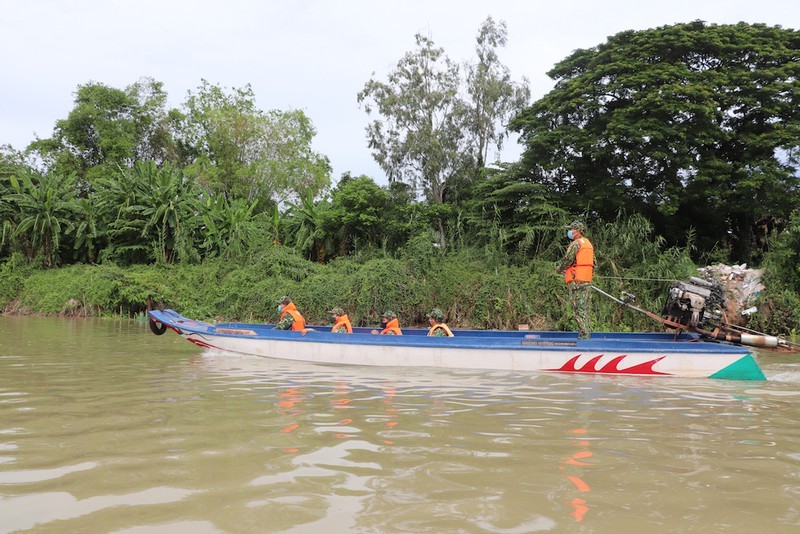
[147,309,765,380]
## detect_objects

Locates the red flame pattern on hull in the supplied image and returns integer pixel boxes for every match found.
[548,354,671,376]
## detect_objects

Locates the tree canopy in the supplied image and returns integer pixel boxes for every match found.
[358,17,530,248]
[178,80,331,207]
[511,21,800,262]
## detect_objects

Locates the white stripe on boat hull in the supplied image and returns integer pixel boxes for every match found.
[182,332,746,378]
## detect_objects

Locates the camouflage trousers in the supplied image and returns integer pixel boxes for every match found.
[567,281,592,340]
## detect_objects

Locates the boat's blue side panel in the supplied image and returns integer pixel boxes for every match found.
[148,309,750,355]
[213,323,698,342]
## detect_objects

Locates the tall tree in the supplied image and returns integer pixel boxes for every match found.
[27,78,175,182]
[359,20,530,248]
[178,80,331,207]
[325,175,391,256]
[511,21,800,262]
[358,34,470,248]
[127,77,180,164]
[464,17,531,169]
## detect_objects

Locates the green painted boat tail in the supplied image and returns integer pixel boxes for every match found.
[709,354,766,380]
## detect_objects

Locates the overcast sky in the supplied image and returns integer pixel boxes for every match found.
[1,0,797,184]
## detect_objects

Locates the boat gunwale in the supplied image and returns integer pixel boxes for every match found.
[149,310,752,356]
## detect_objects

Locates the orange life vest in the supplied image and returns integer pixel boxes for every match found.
[380,318,403,335]
[331,314,353,333]
[564,237,594,284]
[427,323,454,337]
[279,302,306,331]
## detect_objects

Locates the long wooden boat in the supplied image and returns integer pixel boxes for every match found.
[147,309,766,380]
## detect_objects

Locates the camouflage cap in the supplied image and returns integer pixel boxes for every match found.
[567,220,586,232]
[327,306,345,315]
[427,308,445,321]
[276,295,292,305]
[381,310,396,320]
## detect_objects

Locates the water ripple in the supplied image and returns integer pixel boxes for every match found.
[2,319,800,532]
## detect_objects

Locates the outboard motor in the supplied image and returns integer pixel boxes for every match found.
[662,277,726,328]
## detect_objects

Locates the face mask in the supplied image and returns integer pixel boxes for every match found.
[277,305,284,313]
[567,230,574,240]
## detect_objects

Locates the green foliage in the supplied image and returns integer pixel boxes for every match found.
[70,196,103,263]
[358,33,472,249]
[84,264,172,316]
[359,18,530,203]
[17,264,105,314]
[324,175,390,256]
[350,258,414,325]
[292,265,357,325]
[469,264,553,330]
[465,17,531,168]
[3,216,797,337]
[511,21,800,263]
[26,78,174,181]
[0,253,32,309]
[97,161,202,265]
[755,210,800,334]
[586,213,699,331]
[423,252,559,329]
[199,195,259,259]
[179,80,331,206]
[0,147,28,261]
[468,165,567,263]
[283,191,331,262]
[3,168,79,267]
[762,210,800,294]
[398,229,441,274]
[753,287,800,337]
[358,34,466,200]
[248,246,321,282]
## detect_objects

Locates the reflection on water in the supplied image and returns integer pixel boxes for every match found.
[1,316,800,533]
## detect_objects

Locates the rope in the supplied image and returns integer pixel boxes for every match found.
[593,275,679,283]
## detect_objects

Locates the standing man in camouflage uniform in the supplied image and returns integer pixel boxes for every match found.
[556,221,595,340]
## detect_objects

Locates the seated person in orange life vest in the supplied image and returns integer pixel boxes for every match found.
[371,310,403,335]
[427,308,454,337]
[274,296,307,331]
[327,306,353,333]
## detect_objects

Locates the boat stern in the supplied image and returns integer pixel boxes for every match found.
[708,353,766,380]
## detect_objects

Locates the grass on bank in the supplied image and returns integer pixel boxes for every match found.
[2,214,798,336]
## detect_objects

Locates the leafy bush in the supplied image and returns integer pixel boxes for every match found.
[3,211,797,339]
[0,253,33,309]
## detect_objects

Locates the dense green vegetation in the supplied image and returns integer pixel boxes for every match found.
[511,21,800,264]
[0,218,693,331]
[2,20,799,335]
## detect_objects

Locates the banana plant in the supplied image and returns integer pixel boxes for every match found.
[134,162,202,264]
[199,194,258,258]
[3,168,79,267]
[284,191,331,262]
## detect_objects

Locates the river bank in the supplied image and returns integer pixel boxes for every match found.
[1,246,797,337]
